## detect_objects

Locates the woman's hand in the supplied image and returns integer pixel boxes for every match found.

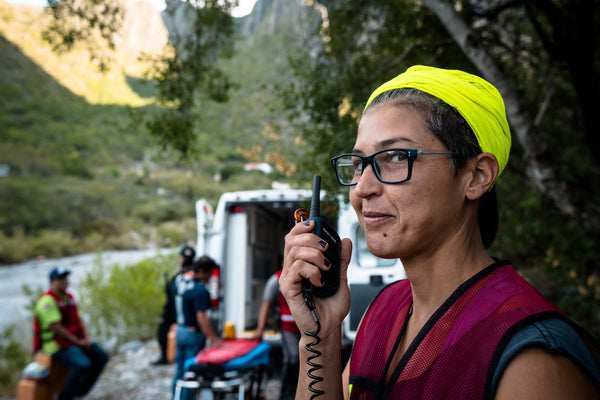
[279,219,352,337]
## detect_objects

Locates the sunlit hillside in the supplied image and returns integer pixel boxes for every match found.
[0,0,320,264]
[0,0,166,106]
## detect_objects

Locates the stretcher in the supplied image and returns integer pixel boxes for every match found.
[175,339,271,400]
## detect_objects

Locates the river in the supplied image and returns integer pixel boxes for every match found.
[0,248,174,345]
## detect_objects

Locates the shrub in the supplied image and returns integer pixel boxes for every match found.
[31,230,78,259]
[219,164,244,181]
[155,218,196,248]
[0,325,29,397]
[102,230,144,251]
[0,228,33,264]
[77,252,178,350]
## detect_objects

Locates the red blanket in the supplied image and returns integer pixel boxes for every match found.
[195,338,260,365]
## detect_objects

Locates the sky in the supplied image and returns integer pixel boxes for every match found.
[4,0,258,17]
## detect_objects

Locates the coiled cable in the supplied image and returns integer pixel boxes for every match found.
[295,208,326,398]
[303,284,325,398]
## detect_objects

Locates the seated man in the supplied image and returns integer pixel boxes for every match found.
[34,266,109,400]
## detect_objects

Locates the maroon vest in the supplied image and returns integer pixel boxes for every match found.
[349,262,567,399]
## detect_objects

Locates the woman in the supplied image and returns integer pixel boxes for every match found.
[280,66,600,399]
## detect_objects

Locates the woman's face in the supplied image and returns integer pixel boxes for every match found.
[350,103,469,260]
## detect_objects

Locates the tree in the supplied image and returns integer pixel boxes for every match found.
[282,0,600,337]
[141,0,237,158]
[42,0,125,72]
[37,0,600,336]
[422,0,600,228]
[42,0,238,158]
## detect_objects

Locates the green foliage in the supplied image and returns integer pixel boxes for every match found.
[0,325,29,397]
[22,284,45,315]
[156,218,197,248]
[491,170,600,337]
[2,0,599,344]
[133,197,193,226]
[77,253,178,347]
[0,223,151,264]
[219,163,245,182]
[42,0,125,71]
[0,229,31,264]
[0,228,80,264]
[280,0,472,193]
[278,0,600,339]
[0,253,178,395]
[142,1,237,158]
[0,0,305,265]
[30,230,78,260]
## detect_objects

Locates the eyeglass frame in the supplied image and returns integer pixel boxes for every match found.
[330,148,458,186]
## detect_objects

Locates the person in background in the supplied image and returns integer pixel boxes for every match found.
[33,266,109,400]
[280,65,600,399]
[255,261,300,400]
[152,245,196,366]
[171,255,222,398]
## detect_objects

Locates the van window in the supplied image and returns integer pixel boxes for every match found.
[355,225,397,268]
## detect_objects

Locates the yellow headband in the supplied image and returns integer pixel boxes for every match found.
[364,65,511,179]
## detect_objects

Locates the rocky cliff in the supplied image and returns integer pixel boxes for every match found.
[117,0,168,57]
[160,0,322,49]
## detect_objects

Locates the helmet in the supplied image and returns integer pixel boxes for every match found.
[180,246,196,267]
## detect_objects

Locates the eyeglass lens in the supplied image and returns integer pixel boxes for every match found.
[335,149,411,185]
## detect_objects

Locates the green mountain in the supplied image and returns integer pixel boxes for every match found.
[0,0,320,263]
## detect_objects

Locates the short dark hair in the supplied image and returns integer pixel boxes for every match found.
[191,255,219,274]
[180,246,196,267]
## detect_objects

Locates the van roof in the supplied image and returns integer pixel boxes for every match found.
[216,189,314,205]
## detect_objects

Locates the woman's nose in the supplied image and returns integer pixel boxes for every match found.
[352,163,381,197]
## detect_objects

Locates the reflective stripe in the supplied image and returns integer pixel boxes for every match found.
[174,274,195,325]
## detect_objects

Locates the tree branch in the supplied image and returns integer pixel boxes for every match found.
[421,0,583,221]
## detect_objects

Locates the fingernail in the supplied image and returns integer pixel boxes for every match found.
[324,259,331,268]
[304,221,311,226]
[319,240,327,248]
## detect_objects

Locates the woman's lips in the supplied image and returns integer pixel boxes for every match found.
[361,211,392,225]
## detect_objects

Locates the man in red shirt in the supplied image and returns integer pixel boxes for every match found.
[255,267,300,400]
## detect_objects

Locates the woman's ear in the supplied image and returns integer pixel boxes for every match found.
[465,153,499,200]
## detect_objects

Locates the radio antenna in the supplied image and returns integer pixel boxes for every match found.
[309,175,321,219]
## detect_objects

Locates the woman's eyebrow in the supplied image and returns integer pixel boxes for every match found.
[352,137,418,154]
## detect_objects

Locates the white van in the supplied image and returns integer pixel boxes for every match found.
[195,189,405,344]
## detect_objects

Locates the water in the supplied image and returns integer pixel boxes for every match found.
[0,248,174,344]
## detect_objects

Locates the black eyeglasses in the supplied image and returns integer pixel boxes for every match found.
[330,148,457,186]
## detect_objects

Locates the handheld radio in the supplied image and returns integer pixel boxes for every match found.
[304,175,341,298]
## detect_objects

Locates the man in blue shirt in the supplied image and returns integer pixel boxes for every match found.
[171,256,222,397]
[153,245,196,366]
